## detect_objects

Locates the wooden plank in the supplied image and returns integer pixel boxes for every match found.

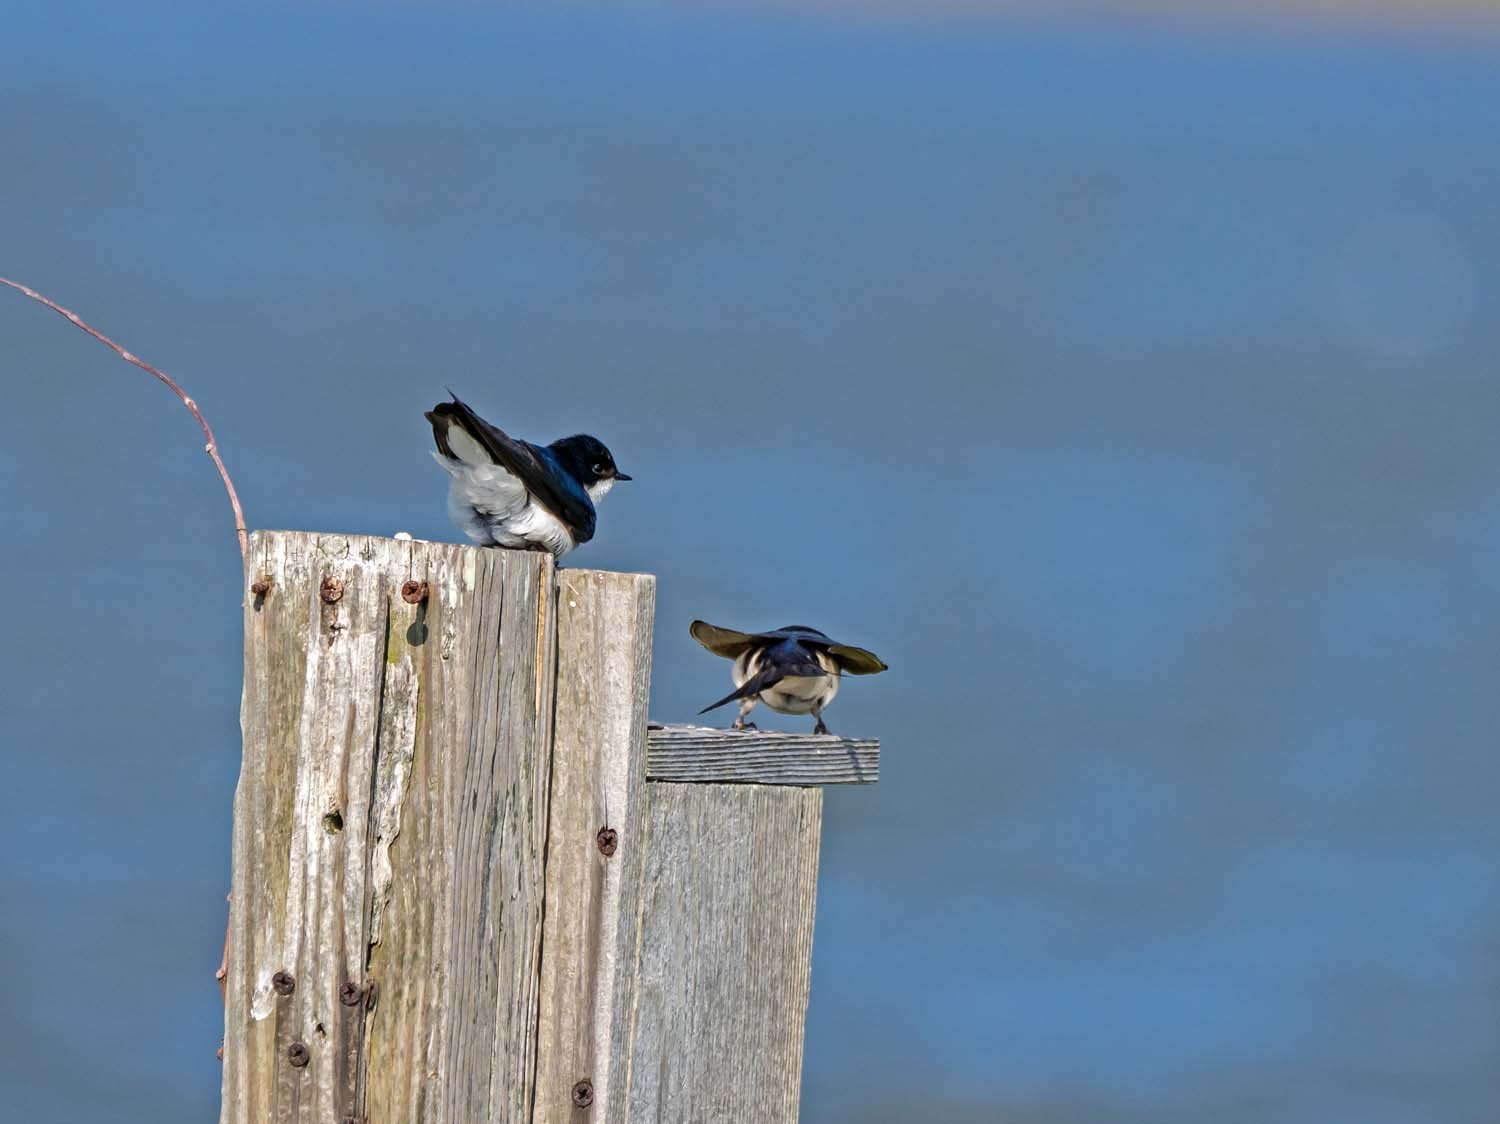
[221,531,556,1124]
[646,725,878,786]
[534,570,656,1124]
[623,782,823,1124]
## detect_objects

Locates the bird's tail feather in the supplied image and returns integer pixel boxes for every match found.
[426,397,493,465]
[698,666,782,715]
[697,658,825,715]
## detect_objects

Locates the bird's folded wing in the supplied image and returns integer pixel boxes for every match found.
[430,397,597,544]
[521,441,597,544]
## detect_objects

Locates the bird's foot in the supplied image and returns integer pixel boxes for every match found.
[813,720,831,735]
[733,720,758,731]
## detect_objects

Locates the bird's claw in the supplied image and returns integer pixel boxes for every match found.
[733,720,758,731]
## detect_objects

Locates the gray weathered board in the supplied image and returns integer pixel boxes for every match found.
[625,782,824,1123]
[533,569,656,1124]
[646,724,879,785]
[221,531,879,1124]
[222,531,557,1124]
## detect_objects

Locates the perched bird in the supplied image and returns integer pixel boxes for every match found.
[425,394,630,557]
[690,620,888,735]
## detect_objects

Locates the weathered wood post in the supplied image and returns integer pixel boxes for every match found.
[221,531,878,1124]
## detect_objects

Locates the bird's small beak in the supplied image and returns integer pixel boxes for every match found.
[614,471,633,482]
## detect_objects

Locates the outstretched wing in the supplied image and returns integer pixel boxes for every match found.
[426,395,597,543]
[689,620,761,660]
[825,644,888,675]
[691,620,886,674]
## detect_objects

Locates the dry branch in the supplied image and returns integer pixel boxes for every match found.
[1,276,249,560]
[2,275,250,1020]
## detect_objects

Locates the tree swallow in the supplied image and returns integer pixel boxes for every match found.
[426,394,630,557]
[690,620,888,735]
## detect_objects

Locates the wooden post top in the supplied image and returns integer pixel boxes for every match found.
[645,724,879,787]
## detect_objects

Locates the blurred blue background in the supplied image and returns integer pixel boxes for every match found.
[3,2,1499,1121]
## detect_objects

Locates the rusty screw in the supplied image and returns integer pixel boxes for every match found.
[320,576,344,603]
[401,579,429,605]
[339,981,364,1007]
[287,1042,310,1068]
[271,970,295,996]
[595,828,618,857]
[571,1079,595,1108]
[250,576,272,597]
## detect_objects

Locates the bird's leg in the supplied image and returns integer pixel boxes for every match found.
[811,706,831,736]
[732,696,759,730]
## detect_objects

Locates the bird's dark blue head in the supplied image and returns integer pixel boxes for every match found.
[549,434,632,488]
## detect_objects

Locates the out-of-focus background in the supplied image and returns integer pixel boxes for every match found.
[3,3,1498,1121]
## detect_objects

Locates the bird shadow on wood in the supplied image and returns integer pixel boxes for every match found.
[844,744,872,783]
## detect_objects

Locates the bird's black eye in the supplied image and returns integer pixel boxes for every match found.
[592,462,609,477]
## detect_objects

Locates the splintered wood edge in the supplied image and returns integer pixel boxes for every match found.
[645,724,879,786]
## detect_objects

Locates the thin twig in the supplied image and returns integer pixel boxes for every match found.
[3,275,247,1032]
[1,276,249,561]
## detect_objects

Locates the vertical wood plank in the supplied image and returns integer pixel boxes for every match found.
[534,570,656,1124]
[221,532,556,1124]
[624,783,823,1124]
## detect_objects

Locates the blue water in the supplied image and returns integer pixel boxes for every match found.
[2,3,1498,1121]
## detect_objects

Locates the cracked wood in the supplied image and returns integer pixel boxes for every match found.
[221,531,556,1124]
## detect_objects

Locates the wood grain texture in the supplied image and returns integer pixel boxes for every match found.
[533,570,656,1124]
[646,725,879,786]
[221,531,556,1124]
[624,783,823,1124]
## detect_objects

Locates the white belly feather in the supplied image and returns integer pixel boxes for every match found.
[432,452,576,556]
[761,674,839,715]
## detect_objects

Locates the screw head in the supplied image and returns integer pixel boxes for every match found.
[250,576,272,597]
[401,579,428,605]
[320,576,344,603]
[339,981,363,1007]
[271,971,295,996]
[595,828,618,857]
[287,1042,310,1068]
[571,1079,595,1108]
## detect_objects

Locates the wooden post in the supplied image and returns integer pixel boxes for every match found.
[533,570,656,1123]
[221,531,877,1124]
[221,531,557,1124]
